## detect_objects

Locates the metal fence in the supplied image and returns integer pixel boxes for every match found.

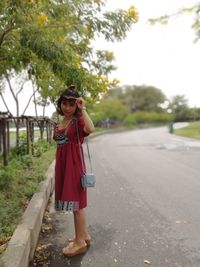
[0,112,55,166]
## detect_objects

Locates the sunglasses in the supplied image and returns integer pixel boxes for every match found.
[61,98,77,106]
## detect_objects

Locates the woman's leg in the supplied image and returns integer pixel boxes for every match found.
[73,208,90,244]
[62,208,89,256]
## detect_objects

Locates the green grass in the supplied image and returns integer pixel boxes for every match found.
[174,121,200,139]
[0,143,56,255]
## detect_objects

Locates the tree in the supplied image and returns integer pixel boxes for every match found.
[91,98,129,126]
[168,95,191,121]
[105,85,166,112]
[0,0,139,103]
[104,86,124,99]
[1,1,139,148]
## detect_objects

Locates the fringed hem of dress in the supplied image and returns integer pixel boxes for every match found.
[55,200,80,211]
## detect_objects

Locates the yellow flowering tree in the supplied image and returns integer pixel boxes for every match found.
[0,0,139,111]
[127,6,139,22]
[37,15,48,27]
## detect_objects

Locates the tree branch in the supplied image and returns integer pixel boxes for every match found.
[5,73,17,102]
[22,87,39,115]
[16,80,27,98]
[32,81,38,118]
[0,91,16,123]
[148,3,199,25]
[0,21,15,47]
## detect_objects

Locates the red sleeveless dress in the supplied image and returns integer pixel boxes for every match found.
[54,116,89,211]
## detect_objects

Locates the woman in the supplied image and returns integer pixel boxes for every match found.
[54,85,95,257]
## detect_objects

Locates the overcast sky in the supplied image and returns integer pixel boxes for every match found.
[0,0,199,117]
[96,0,200,107]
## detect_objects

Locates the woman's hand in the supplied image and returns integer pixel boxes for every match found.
[76,97,86,110]
[76,97,95,133]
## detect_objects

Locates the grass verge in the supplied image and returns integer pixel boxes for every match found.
[174,121,200,139]
[0,143,56,255]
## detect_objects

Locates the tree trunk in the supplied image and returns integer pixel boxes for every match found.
[5,74,20,147]
[32,80,38,118]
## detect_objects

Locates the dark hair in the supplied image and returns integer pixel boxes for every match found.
[56,85,81,116]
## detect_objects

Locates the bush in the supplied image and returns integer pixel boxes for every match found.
[33,140,49,157]
[123,114,137,126]
[16,132,28,156]
[91,99,129,127]
[20,155,33,167]
[133,111,174,124]
[0,169,13,190]
[0,143,56,250]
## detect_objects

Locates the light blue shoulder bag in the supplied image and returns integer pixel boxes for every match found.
[75,119,96,189]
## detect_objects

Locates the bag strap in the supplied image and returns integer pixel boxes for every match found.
[64,119,73,135]
[85,138,93,172]
[75,119,93,174]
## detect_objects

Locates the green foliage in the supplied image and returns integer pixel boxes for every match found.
[0,168,13,190]
[33,139,50,157]
[168,95,193,122]
[124,111,173,126]
[14,132,27,156]
[91,50,116,76]
[90,111,105,126]
[132,111,174,124]
[123,114,137,126]
[89,85,176,127]
[0,143,56,244]
[90,98,129,125]
[189,107,200,121]
[20,155,33,167]
[0,0,138,106]
[98,99,129,120]
[106,85,167,112]
[123,111,174,126]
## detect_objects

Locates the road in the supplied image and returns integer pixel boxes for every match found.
[31,126,200,267]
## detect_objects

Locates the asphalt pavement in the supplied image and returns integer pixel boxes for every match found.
[30,126,200,267]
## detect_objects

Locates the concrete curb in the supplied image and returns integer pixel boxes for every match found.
[0,161,55,267]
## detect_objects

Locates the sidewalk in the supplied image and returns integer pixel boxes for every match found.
[29,194,95,267]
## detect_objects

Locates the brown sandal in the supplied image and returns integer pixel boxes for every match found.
[63,242,87,257]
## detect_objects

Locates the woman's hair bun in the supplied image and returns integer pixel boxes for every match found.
[61,84,80,98]
[68,85,76,91]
